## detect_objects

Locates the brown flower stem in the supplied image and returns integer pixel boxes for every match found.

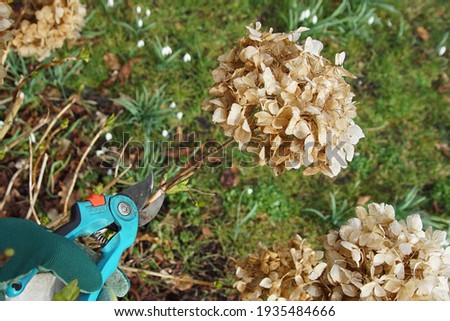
[120,265,231,289]
[14,56,82,98]
[145,137,234,207]
[1,56,84,141]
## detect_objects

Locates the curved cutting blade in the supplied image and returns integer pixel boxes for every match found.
[119,173,153,211]
[137,193,165,226]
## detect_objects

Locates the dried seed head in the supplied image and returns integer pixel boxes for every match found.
[234,203,450,301]
[0,1,14,84]
[203,22,363,177]
[234,235,326,301]
[11,0,86,61]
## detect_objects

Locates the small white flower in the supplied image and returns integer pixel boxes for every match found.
[368,16,375,25]
[177,112,183,120]
[312,15,318,24]
[105,132,113,141]
[183,53,192,63]
[30,133,36,144]
[247,188,253,195]
[107,0,114,7]
[299,9,311,21]
[96,150,104,157]
[146,9,151,16]
[387,20,392,28]
[0,120,4,129]
[138,19,143,28]
[137,39,145,48]
[161,46,173,56]
[107,169,113,176]
[438,46,446,56]
[169,102,176,109]
[162,129,169,137]
[136,6,142,14]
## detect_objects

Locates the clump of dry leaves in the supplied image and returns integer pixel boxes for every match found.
[235,203,450,301]
[234,235,327,300]
[0,1,13,84]
[203,22,364,177]
[11,0,86,61]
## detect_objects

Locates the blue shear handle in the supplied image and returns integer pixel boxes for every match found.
[80,194,138,301]
[5,194,139,301]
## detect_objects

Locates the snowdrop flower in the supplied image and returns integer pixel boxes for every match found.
[137,19,143,28]
[169,102,176,109]
[368,16,375,25]
[299,9,310,21]
[161,46,173,56]
[107,0,114,7]
[136,6,142,14]
[438,46,446,56]
[30,133,36,144]
[96,150,104,157]
[146,9,151,17]
[0,120,4,129]
[162,129,169,137]
[311,15,318,24]
[247,188,253,195]
[177,112,183,120]
[105,132,113,141]
[387,20,392,28]
[107,169,113,176]
[183,53,192,63]
[137,40,145,48]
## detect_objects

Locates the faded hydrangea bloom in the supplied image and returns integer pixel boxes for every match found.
[0,1,13,84]
[235,203,450,301]
[11,0,86,61]
[203,22,364,177]
[322,203,450,301]
[234,235,326,301]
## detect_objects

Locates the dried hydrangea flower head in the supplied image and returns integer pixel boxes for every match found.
[11,0,86,61]
[203,22,364,177]
[0,1,13,84]
[234,203,449,301]
[322,203,450,301]
[234,235,327,300]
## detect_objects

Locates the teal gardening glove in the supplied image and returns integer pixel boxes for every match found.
[0,218,129,301]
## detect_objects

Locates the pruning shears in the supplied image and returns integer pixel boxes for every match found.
[5,173,165,301]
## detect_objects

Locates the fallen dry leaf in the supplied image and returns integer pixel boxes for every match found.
[103,53,121,71]
[119,57,141,86]
[220,166,239,188]
[435,142,449,157]
[416,26,430,41]
[357,195,371,206]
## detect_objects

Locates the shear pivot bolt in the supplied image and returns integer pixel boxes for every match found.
[118,202,131,216]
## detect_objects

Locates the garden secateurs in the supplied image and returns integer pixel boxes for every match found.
[5,173,165,301]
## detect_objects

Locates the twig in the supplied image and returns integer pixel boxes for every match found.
[119,265,230,289]
[62,122,109,216]
[0,91,25,141]
[0,96,13,105]
[115,136,133,178]
[1,120,49,154]
[34,98,76,154]
[26,151,48,224]
[145,138,234,207]
[102,166,132,194]
[0,165,25,211]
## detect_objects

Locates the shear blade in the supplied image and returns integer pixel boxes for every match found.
[138,193,165,226]
[119,172,154,211]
